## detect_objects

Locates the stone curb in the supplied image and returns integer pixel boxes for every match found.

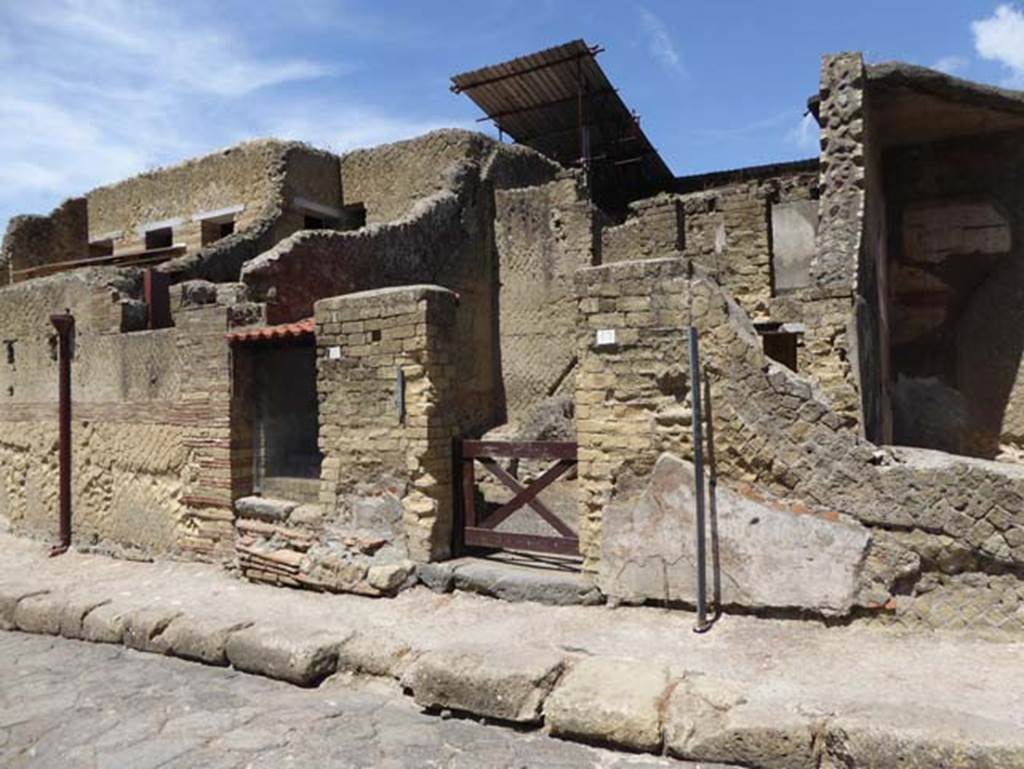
[1,583,1022,767]
[402,645,566,724]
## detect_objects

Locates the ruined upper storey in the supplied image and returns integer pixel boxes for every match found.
[0,130,562,289]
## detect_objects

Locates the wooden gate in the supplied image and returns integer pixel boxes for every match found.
[456,440,579,555]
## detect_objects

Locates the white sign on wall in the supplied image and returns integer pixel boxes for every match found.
[596,329,616,347]
[328,346,342,360]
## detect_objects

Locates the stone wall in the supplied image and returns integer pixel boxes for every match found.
[88,140,285,254]
[243,143,566,435]
[242,165,498,433]
[600,170,818,322]
[315,286,460,563]
[600,194,682,265]
[0,271,186,549]
[1,198,88,282]
[575,257,1024,623]
[2,141,345,288]
[338,129,559,226]
[0,268,242,559]
[796,52,870,428]
[493,175,598,423]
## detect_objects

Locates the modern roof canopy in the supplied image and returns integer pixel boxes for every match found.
[451,39,673,210]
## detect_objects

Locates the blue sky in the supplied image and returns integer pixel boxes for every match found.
[2,1,1023,234]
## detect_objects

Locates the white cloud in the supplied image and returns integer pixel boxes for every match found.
[13,0,333,97]
[638,7,682,72]
[932,55,969,75]
[0,0,461,233]
[972,4,1024,87]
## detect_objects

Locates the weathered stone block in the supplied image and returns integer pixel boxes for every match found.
[824,707,1024,769]
[598,453,871,615]
[81,603,128,644]
[448,559,603,607]
[234,496,297,523]
[337,631,413,679]
[58,598,111,639]
[160,616,253,666]
[403,645,565,724]
[225,625,349,686]
[544,658,669,752]
[366,561,415,593]
[13,593,64,635]
[416,562,455,593]
[122,607,182,654]
[664,676,820,768]
[0,587,47,631]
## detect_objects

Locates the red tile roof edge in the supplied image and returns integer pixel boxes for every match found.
[225,316,315,344]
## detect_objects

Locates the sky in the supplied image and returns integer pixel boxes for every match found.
[2,1,1023,234]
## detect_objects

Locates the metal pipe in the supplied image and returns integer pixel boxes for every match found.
[49,312,74,557]
[689,326,710,632]
[395,367,406,425]
[704,372,722,626]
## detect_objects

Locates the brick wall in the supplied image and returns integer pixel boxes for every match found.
[315,285,459,562]
[600,174,817,322]
[574,258,1024,574]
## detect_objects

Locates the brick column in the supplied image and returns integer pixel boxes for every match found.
[315,285,459,562]
[175,304,236,559]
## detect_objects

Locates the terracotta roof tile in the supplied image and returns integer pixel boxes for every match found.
[226,316,315,344]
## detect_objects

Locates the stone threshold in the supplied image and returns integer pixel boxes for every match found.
[419,551,603,606]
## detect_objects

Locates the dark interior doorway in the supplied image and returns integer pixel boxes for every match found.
[247,342,322,500]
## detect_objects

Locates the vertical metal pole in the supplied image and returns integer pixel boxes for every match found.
[689,326,709,632]
[576,54,584,167]
[395,367,406,425]
[49,312,74,557]
[576,54,591,190]
[451,438,465,557]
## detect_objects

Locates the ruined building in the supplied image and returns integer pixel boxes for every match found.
[2,43,1023,631]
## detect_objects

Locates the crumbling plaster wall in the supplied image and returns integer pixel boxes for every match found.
[0,268,243,558]
[493,174,599,423]
[88,141,277,253]
[109,142,342,285]
[2,140,345,287]
[88,140,306,253]
[576,257,1024,624]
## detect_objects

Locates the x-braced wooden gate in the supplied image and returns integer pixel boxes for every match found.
[456,440,578,556]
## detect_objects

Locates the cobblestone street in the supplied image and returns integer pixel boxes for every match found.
[0,632,714,769]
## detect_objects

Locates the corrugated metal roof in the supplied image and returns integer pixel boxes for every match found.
[451,40,673,209]
[226,317,315,344]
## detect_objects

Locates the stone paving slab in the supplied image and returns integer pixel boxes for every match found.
[1,532,1024,766]
[2,632,722,768]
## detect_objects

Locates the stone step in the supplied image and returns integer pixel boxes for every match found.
[234,495,299,523]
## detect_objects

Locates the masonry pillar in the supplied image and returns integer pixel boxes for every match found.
[315,285,460,562]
